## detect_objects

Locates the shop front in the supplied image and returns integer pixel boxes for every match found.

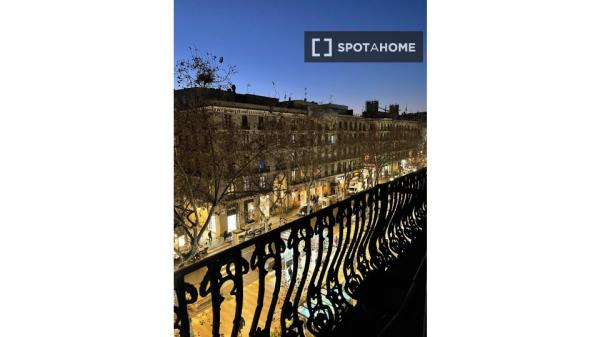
[330,180,340,197]
[298,189,307,207]
[226,206,237,232]
[259,195,270,220]
[336,175,346,197]
[243,199,255,227]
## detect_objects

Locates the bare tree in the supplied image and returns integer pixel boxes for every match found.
[175,47,236,90]
[361,122,400,187]
[332,126,364,197]
[175,105,278,266]
[292,115,328,213]
[254,172,289,228]
[361,121,427,186]
[337,158,361,198]
[174,49,278,268]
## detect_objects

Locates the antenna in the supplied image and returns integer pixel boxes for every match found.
[304,87,307,101]
[272,81,279,99]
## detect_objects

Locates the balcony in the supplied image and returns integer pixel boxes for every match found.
[174,168,426,337]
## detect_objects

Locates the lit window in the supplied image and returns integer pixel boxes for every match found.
[227,214,237,232]
[260,176,266,188]
[209,215,216,232]
[245,201,255,223]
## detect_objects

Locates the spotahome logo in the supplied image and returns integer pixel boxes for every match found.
[310,38,333,57]
[305,31,423,62]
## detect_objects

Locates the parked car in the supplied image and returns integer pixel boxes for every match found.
[348,179,363,195]
[297,205,310,217]
[348,186,360,194]
[320,195,338,208]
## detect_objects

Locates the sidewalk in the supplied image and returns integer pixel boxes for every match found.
[197,206,302,259]
[188,174,413,262]
[268,206,302,229]
[197,191,361,259]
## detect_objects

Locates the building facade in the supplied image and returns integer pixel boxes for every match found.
[174,87,426,249]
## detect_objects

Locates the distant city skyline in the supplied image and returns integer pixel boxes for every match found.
[175,0,426,114]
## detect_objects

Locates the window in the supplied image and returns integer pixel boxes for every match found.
[241,115,249,129]
[258,116,264,129]
[227,214,237,232]
[224,114,232,127]
[244,200,255,223]
[260,175,267,188]
[209,215,216,232]
[227,207,237,232]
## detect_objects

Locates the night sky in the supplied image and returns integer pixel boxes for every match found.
[175,0,426,114]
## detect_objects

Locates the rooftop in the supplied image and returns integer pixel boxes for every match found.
[174,87,426,121]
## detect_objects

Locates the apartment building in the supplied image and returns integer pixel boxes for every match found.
[174,87,426,244]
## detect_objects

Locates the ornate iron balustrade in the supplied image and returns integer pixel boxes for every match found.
[175,168,426,337]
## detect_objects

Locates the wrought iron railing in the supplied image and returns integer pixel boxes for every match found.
[175,168,426,337]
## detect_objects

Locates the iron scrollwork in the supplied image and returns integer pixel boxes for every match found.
[174,168,426,337]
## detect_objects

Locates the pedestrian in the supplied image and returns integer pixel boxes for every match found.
[208,231,212,244]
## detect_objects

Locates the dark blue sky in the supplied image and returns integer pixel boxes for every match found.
[175,0,426,114]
